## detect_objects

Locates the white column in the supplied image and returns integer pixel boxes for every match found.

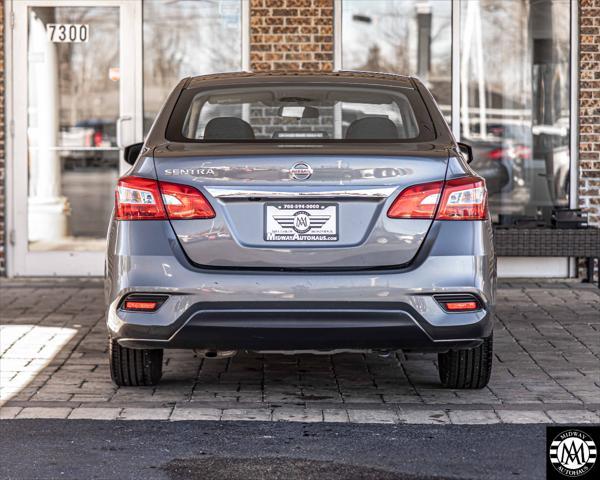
[27,13,70,242]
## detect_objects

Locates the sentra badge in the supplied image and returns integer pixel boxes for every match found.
[164,168,216,176]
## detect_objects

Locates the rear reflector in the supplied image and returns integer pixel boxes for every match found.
[120,294,168,312]
[444,301,478,311]
[387,176,488,220]
[116,176,215,220]
[124,301,158,311]
[434,294,481,312]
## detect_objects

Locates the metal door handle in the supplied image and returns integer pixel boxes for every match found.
[116,115,132,148]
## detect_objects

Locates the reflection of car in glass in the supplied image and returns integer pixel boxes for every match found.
[59,119,117,170]
[466,121,569,220]
[74,119,117,148]
[464,123,530,196]
[106,72,496,390]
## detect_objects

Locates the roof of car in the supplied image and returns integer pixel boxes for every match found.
[185,70,415,89]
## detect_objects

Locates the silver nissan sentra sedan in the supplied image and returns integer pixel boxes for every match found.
[106,71,496,389]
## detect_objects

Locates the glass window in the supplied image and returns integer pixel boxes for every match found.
[143,0,243,133]
[341,0,452,121]
[27,6,120,252]
[461,0,571,223]
[169,84,434,142]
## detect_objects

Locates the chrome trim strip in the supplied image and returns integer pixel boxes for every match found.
[205,186,398,199]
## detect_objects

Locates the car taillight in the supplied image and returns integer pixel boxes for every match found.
[387,181,443,219]
[116,177,167,220]
[514,145,531,160]
[487,148,505,160]
[159,181,215,219]
[487,145,531,161]
[387,176,487,220]
[115,176,215,220]
[436,176,488,220]
[93,130,103,147]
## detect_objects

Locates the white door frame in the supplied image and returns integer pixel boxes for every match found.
[6,0,142,276]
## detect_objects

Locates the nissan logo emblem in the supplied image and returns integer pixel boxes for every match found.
[290,163,313,180]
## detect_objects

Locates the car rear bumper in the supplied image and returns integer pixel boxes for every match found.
[110,301,492,352]
[106,219,496,353]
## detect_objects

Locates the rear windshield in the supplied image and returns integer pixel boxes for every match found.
[166,84,436,143]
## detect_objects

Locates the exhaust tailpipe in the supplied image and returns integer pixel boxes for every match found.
[194,349,237,359]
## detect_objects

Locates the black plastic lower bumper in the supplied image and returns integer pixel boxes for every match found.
[115,303,492,352]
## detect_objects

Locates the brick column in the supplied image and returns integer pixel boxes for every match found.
[579,0,600,227]
[250,0,334,72]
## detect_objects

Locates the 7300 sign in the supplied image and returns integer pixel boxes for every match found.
[47,24,89,43]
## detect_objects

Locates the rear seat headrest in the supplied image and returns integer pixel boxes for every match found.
[204,117,255,140]
[345,117,399,140]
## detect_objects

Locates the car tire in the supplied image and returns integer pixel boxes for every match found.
[109,338,163,386]
[438,334,493,389]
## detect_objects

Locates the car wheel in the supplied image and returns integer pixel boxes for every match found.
[438,334,493,389]
[109,337,163,387]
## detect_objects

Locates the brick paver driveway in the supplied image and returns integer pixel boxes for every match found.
[1,278,599,424]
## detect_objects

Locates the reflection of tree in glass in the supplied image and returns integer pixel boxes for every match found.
[50,8,120,130]
[143,0,243,129]
[463,0,570,116]
[342,1,452,106]
[467,1,529,109]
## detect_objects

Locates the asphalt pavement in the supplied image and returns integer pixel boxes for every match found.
[0,420,546,480]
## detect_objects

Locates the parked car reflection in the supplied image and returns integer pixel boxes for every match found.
[467,121,569,222]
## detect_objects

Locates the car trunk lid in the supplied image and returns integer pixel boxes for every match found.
[153,151,448,269]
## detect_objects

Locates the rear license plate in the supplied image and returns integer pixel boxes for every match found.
[264,202,338,241]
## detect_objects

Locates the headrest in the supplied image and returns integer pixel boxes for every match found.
[345,117,399,139]
[204,117,255,140]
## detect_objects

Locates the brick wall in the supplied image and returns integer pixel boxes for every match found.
[579,0,600,227]
[0,1,5,274]
[250,0,334,72]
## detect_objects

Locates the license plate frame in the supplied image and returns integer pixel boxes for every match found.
[264,202,339,242]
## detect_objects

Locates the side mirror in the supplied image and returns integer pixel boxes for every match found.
[457,142,473,164]
[458,142,473,163]
[124,142,143,166]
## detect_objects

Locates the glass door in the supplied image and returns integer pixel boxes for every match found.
[11,0,141,275]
